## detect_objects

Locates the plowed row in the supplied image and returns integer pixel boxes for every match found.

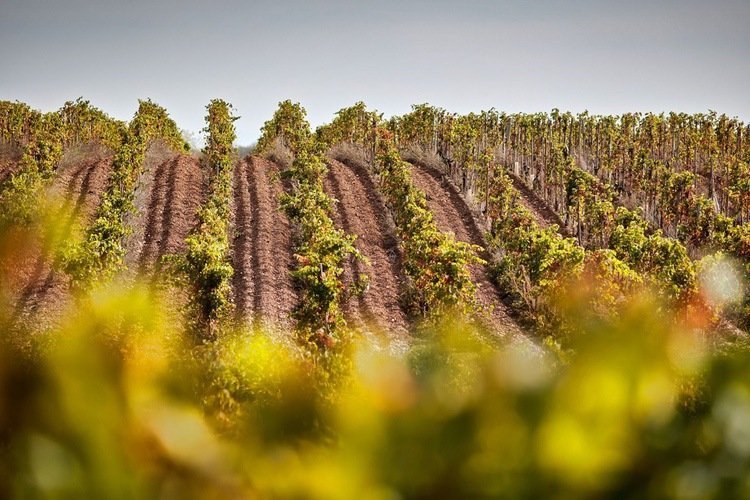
[131,152,205,277]
[10,145,112,333]
[231,156,296,331]
[323,159,409,349]
[408,162,526,338]
[507,172,567,231]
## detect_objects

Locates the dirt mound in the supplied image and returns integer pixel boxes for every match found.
[408,162,533,345]
[124,141,181,273]
[134,154,205,277]
[324,159,410,348]
[0,159,21,187]
[231,156,296,332]
[11,151,113,334]
[0,142,22,186]
[508,172,567,232]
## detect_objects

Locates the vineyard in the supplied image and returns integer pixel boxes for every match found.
[1,98,749,498]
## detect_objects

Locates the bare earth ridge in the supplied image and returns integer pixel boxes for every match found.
[134,153,205,277]
[12,148,112,332]
[408,161,540,352]
[324,158,410,349]
[231,156,297,332]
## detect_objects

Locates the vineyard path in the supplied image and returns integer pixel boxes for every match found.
[129,152,205,278]
[324,158,410,350]
[507,171,568,232]
[409,161,540,352]
[231,156,297,333]
[12,148,112,333]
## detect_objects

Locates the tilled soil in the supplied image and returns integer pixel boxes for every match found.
[231,156,296,331]
[0,158,21,187]
[323,159,410,349]
[116,147,208,333]
[409,162,535,348]
[11,151,113,332]
[134,154,204,277]
[0,143,22,186]
[6,141,542,353]
[508,172,568,232]
[125,142,181,273]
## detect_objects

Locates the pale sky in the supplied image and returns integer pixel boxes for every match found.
[1,0,748,145]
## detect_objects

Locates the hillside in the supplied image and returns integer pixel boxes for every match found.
[1,98,749,498]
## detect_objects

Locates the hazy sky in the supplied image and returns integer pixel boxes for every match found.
[1,0,748,144]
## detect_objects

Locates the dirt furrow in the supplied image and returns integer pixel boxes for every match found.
[324,159,410,345]
[323,167,362,323]
[232,157,254,320]
[408,162,531,343]
[126,149,204,282]
[138,156,172,273]
[137,155,204,274]
[12,154,113,331]
[508,172,567,232]
[0,144,22,187]
[231,156,296,331]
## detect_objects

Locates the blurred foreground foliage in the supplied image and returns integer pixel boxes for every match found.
[1,225,750,499]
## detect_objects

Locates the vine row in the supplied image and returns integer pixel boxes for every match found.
[375,135,482,320]
[389,106,701,307]
[267,102,364,354]
[174,99,237,340]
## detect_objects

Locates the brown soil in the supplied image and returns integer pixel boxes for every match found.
[101,144,205,336]
[231,156,296,331]
[408,161,535,347]
[323,159,410,348]
[124,142,180,273]
[134,154,204,277]
[0,159,21,187]
[508,172,568,232]
[11,149,113,333]
[0,142,22,186]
